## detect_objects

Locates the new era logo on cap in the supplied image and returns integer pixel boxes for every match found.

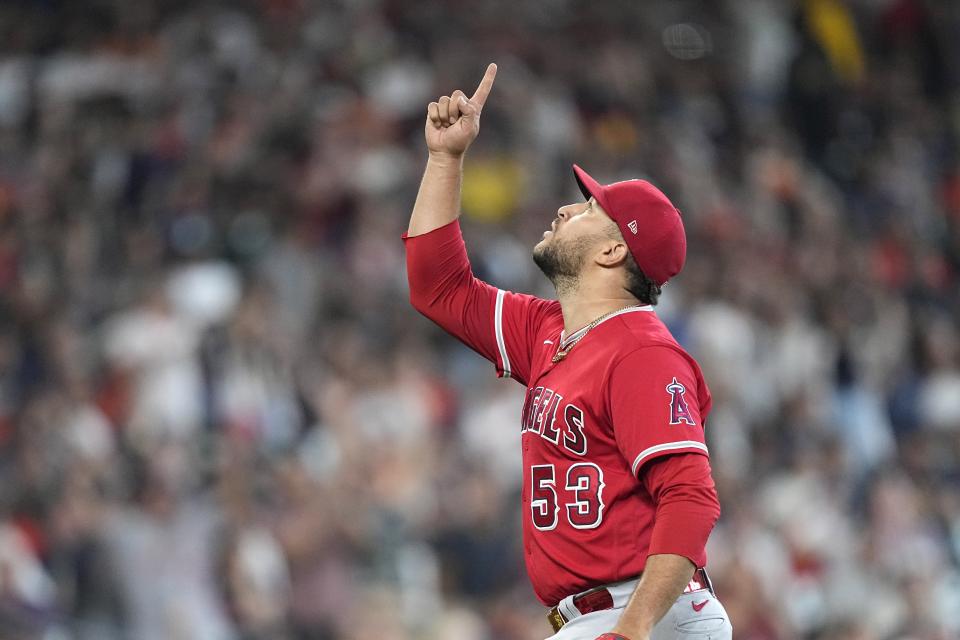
[572,165,686,286]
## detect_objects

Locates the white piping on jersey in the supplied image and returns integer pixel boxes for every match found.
[631,440,709,476]
[558,305,654,349]
[494,289,511,378]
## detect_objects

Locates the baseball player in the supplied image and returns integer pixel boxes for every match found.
[404,64,732,640]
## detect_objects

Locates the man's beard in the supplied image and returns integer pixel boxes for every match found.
[532,235,592,296]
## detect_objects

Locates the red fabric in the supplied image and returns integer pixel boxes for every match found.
[405,220,718,606]
[607,346,712,475]
[642,453,720,569]
[404,220,558,385]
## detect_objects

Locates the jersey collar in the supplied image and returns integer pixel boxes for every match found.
[558,305,654,349]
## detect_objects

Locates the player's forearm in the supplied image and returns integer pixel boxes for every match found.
[611,553,694,639]
[407,152,464,237]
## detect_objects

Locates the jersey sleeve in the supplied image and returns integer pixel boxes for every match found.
[606,345,712,476]
[641,453,720,568]
[404,220,557,385]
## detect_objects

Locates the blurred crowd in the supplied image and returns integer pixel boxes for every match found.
[0,0,959,639]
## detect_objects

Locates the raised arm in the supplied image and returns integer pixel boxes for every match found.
[403,64,557,385]
[407,63,497,236]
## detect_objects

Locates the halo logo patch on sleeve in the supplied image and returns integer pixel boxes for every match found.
[665,377,696,426]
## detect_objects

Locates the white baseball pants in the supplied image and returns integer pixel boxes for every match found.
[545,577,732,640]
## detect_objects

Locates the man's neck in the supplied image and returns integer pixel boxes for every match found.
[556,283,640,337]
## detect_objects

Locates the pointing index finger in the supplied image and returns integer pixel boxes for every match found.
[470,63,498,110]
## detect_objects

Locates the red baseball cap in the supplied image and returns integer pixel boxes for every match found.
[572,164,686,287]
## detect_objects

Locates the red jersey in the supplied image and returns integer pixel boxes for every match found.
[405,220,719,606]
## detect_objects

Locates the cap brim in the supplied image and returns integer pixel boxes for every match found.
[573,164,604,204]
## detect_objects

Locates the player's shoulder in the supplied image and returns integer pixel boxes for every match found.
[501,290,563,342]
[608,307,678,347]
[607,309,699,368]
[516,293,563,329]
[605,309,713,416]
[503,289,562,316]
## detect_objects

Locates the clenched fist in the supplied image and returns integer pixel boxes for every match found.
[425,63,497,158]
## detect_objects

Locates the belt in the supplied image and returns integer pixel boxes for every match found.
[547,568,714,634]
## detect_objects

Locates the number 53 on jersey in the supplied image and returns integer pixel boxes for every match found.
[530,463,605,530]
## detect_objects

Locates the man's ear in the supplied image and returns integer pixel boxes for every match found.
[595,240,629,268]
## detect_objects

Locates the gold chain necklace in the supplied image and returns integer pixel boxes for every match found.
[552,305,640,363]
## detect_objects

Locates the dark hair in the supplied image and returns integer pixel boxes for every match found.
[623,253,662,305]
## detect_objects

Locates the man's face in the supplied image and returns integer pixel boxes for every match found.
[532,198,617,282]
